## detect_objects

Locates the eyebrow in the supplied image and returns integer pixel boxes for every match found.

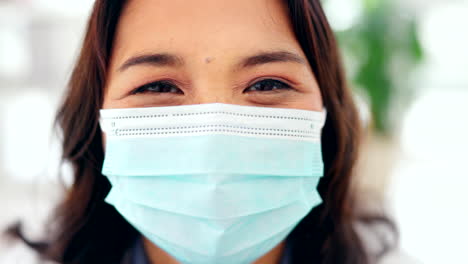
[118,53,184,72]
[118,50,307,72]
[236,50,306,70]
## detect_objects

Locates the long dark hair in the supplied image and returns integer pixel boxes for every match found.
[6,1,396,263]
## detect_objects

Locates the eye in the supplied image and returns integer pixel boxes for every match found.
[131,80,184,95]
[243,79,293,93]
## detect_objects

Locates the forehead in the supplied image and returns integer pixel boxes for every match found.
[112,0,303,65]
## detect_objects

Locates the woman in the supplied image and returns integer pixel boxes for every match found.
[6,0,401,263]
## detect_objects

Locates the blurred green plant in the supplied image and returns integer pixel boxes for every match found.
[333,0,424,135]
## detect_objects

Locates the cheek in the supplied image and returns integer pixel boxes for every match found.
[312,88,324,110]
[290,83,323,111]
[102,96,131,109]
[280,70,323,111]
[308,82,324,110]
[292,93,323,111]
[101,133,107,153]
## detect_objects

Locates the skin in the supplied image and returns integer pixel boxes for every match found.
[102,0,323,263]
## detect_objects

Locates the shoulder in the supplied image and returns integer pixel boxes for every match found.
[352,195,422,264]
[0,239,51,264]
[120,235,150,264]
[355,219,422,264]
[378,249,423,264]
[355,221,421,264]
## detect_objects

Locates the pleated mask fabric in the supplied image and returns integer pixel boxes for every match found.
[99,103,327,264]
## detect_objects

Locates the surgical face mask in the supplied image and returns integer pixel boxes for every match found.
[99,103,327,264]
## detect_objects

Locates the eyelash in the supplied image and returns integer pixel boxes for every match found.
[130,78,294,95]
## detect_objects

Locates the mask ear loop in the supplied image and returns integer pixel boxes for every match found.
[320,107,328,129]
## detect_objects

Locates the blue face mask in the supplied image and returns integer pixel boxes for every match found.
[99,103,326,264]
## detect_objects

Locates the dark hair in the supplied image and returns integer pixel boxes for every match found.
[6,1,396,263]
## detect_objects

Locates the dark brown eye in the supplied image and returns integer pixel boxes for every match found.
[131,81,184,95]
[244,79,293,93]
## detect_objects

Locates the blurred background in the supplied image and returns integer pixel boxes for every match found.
[0,0,466,263]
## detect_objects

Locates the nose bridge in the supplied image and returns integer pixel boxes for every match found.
[190,76,235,105]
[187,53,238,105]
[193,92,231,104]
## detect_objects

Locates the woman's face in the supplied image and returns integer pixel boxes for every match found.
[102,0,323,111]
[101,1,323,262]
